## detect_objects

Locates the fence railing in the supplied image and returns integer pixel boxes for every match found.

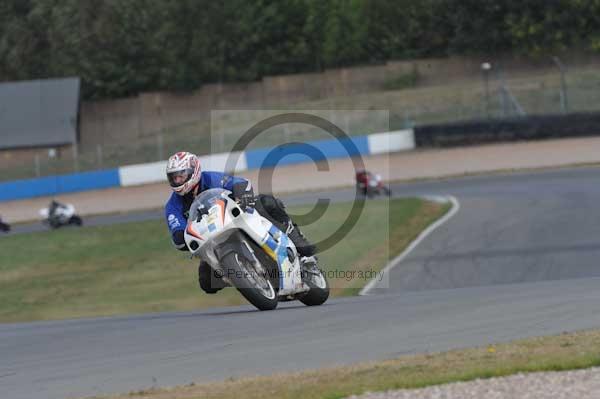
[2,59,600,182]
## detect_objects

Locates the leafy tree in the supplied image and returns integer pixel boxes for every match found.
[1,0,599,99]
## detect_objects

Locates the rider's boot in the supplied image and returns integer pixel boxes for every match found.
[198,261,229,294]
[286,220,317,257]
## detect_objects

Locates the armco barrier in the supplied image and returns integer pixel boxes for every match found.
[245,136,370,169]
[368,130,415,154]
[0,169,120,202]
[414,112,600,148]
[118,161,166,187]
[118,151,248,187]
[0,130,414,202]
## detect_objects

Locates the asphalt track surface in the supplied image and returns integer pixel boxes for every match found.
[4,167,600,399]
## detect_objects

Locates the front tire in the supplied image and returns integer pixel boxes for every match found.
[356,186,366,198]
[48,219,61,229]
[198,261,225,294]
[220,252,278,311]
[300,266,329,306]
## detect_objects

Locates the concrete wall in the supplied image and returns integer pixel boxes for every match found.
[78,53,600,153]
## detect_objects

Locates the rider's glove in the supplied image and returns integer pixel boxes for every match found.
[237,193,256,210]
[232,180,255,210]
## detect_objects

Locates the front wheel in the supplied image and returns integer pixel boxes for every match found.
[220,252,278,311]
[299,265,329,306]
[48,218,61,229]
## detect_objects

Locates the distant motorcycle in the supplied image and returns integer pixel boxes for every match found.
[355,170,392,198]
[0,217,10,233]
[39,201,83,229]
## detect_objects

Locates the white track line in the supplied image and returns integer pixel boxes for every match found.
[359,195,461,295]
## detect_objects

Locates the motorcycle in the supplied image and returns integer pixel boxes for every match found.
[355,170,392,198]
[39,201,83,229]
[184,188,329,311]
[0,217,10,233]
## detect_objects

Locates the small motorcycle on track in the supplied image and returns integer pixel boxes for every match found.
[184,188,329,311]
[39,200,83,229]
[355,170,392,198]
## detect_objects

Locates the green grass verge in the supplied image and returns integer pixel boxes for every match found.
[0,198,448,323]
[95,329,600,399]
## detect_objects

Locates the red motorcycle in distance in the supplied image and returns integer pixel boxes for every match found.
[355,170,392,198]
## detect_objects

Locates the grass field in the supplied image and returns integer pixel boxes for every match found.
[0,198,449,323]
[100,329,600,399]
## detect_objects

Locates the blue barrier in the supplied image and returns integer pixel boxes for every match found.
[0,169,120,202]
[1,131,415,201]
[245,136,369,169]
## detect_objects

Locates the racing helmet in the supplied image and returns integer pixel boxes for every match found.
[166,151,201,195]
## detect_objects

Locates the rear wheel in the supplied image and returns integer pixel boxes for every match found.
[69,215,83,226]
[220,252,278,311]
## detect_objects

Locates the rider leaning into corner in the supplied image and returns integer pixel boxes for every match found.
[164,151,318,294]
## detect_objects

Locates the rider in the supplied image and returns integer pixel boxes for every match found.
[48,199,67,223]
[164,151,317,294]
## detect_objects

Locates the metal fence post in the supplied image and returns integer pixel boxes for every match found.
[329,110,337,130]
[403,111,413,129]
[553,56,569,114]
[157,133,164,161]
[34,155,41,177]
[283,124,292,142]
[72,144,79,172]
[96,145,103,169]
[496,65,510,118]
[343,113,351,134]
[218,130,225,153]
[481,62,492,119]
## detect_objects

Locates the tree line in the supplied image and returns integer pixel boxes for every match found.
[1,0,599,99]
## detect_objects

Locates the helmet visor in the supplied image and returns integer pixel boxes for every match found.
[167,168,194,188]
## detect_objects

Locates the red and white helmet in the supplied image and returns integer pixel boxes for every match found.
[166,151,201,196]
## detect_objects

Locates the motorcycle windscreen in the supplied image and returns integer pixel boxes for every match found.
[188,188,228,236]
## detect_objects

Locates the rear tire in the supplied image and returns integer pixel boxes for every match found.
[69,215,83,226]
[220,252,278,311]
